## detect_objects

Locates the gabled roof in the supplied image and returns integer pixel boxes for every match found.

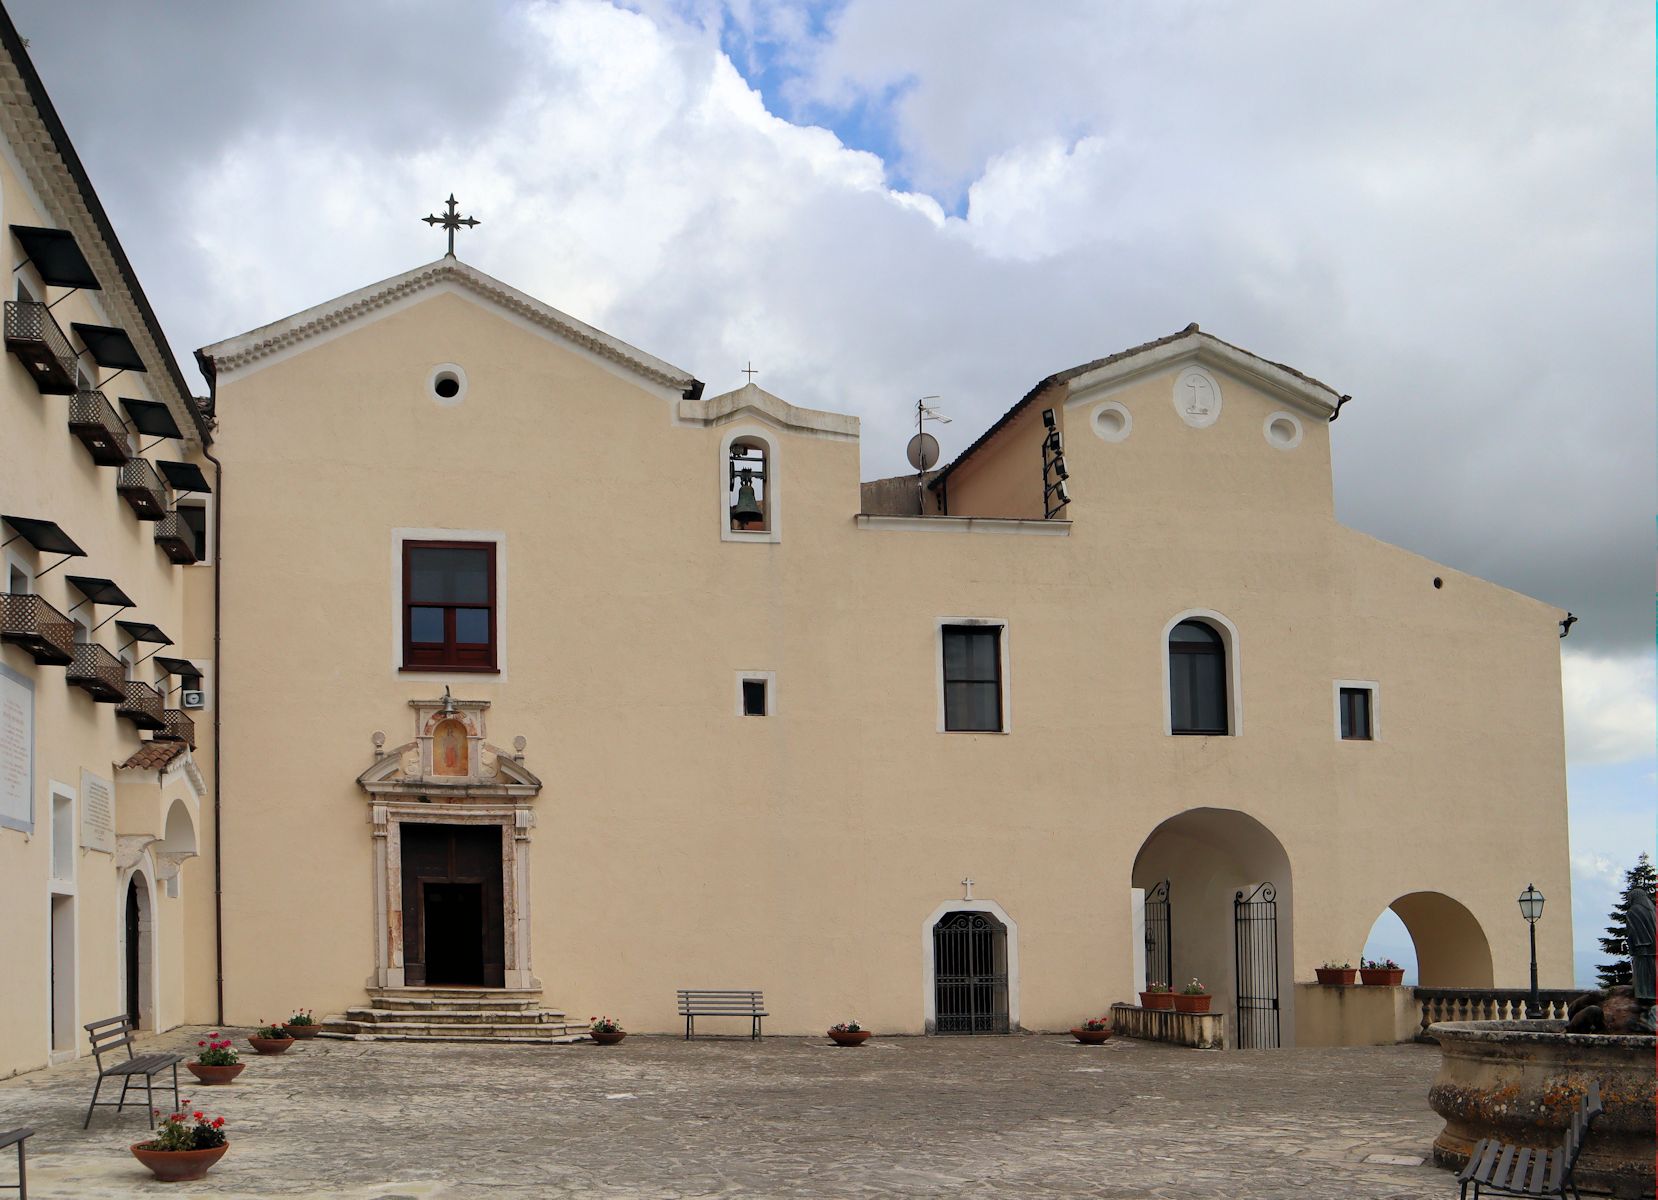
[120,742,187,771]
[931,324,1348,490]
[197,257,704,398]
[0,8,208,441]
[677,381,859,440]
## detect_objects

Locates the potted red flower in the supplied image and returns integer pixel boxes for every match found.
[283,1008,321,1039]
[1315,961,1357,986]
[248,1021,295,1055]
[1138,983,1175,1010]
[131,1107,229,1182]
[828,1020,871,1046]
[589,1016,626,1045]
[1173,978,1212,1014]
[185,1034,243,1085]
[1069,1016,1112,1045]
[1360,957,1404,986]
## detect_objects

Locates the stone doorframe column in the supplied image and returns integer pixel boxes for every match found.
[370,802,538,990]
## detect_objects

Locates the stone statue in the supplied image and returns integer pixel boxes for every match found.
[1564,886,1656,1035]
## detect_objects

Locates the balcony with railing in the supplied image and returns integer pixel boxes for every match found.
[4,300,77,394]
[152,509,198,564]
[117,458,167,520]
[67,390,132,465]
[116,680,166,731]
[66,643,124,701]
[0,592,75,664]
[152,708,195,748]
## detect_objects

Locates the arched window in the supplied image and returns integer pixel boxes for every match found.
[1169,620,1227,735]
[727,437,770,533]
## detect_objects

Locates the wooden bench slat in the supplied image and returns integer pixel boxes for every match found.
[0,1127,32,1150]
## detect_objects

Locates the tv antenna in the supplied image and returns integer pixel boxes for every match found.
[908,395,949,513]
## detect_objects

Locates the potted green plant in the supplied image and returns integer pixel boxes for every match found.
[1360,957,1404,986]
[1173,978,1211,1014]
[588,1016,626,1045]
[131,1107,229,1182]
[1069,1015,1112,1045]
[1138,982,1175,1010]
[828,1020,871,1046]
[1315,961,1357,986]
[247,1020,295,1055]
[184,1034,243,1085]
[283,1008,321,1039]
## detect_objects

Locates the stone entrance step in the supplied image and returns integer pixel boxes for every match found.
[321,987,587,1044]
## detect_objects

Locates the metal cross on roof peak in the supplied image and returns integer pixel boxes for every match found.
[742,361,758,384]
[422,194,480,259]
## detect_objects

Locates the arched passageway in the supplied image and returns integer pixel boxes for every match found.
[122,871,155,1030]
[1132,808,1295,1047]
[1362,891,1493,988]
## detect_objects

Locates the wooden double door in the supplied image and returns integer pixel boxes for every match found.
[401,824,505,987]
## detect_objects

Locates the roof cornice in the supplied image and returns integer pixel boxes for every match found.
[198,257,701,396]
[0,7,207,442]
[677,382,859,441]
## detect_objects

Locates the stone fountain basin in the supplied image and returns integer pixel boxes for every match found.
[1428,1019,1655,1199]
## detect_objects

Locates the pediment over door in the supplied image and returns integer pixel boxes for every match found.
[356,691,541,802]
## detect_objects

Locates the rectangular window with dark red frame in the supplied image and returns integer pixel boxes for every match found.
[403,541,497,670]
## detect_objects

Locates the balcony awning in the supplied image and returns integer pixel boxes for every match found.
[71,323,145,371]
[1,515,84,556]
[115,619,171,646]
[120,397,181,439]
[153,655,202,681]
[157,460,211,493]
[65,575,134,608]
[10,225,100,290]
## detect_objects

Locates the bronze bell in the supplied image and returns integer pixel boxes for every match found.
[730,472,765,528]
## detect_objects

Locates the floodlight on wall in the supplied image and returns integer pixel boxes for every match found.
[1041,407,1056,430]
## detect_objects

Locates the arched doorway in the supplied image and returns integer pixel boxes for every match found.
[1362,892,1494,987]
[122,871,154,1030]
[1131,808,1295,1048]
[932,911,1009,1034]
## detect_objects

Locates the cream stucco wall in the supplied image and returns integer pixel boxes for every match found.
[205,278,1572,1043]
[0,121,213,1078]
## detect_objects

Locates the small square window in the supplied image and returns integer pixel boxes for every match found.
[742,678,768,716]
[1339,687,1373,740]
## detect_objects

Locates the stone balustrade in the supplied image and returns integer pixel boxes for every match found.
[1414,987,1582,1041]
[1109,1002,1226,1049]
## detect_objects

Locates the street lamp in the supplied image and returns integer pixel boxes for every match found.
[1518,884,1545,1019]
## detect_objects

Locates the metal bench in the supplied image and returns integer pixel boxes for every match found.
[676,989,767,1040]
[81,1015,181,1130]
[1457,1080,1603,1199]
[0,1128,31,1199]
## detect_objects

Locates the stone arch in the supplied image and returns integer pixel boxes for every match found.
[1365,891,1494,988]
[1131,807,1294,1046]
[159,798,196,856]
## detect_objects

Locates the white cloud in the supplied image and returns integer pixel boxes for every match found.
[1562,651,1657,766]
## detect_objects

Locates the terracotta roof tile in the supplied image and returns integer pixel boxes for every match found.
[119,742,186,771]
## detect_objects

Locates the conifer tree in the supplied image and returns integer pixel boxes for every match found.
[1596,853,1657,988]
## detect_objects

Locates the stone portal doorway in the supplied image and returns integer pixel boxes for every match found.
[401,823,504,987]
[932,911,1010,1034]
[124,879,141,1025]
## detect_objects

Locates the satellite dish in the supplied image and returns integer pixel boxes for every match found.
[906,432,941,472]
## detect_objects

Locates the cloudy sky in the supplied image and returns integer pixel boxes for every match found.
[12,0,1651,982]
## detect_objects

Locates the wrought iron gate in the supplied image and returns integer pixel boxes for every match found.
[933,911,1010,1034]
[1233,882,1280,1049]
[1143,879,1172,989]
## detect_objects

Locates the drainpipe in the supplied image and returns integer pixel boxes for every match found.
[198,364,225,1028]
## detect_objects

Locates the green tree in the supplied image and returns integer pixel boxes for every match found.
[1596,853,1657,988]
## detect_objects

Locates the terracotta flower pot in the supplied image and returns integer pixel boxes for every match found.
[1070,1027,1112,1044]
[185,1062,244,1085]
[283,1023,322,1039]
[131,1142,229,1182]
[1173,993,1212,1014]
[1360,968,1405,986]
[1315,968,1357,986]
[590,1029,626,1045]
[248,1035,294,1055]
[828,1029,871,1046]
[1139,991,1175,1011]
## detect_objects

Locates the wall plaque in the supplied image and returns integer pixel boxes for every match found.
[80,768,115,854]
[0,666,32,834]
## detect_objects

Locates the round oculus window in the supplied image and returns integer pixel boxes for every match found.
[1092,402,1131,442]
[1264,411,1302,449]
[428,363,467,406]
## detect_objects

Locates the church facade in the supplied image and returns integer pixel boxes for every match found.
[191,255,1573,1046]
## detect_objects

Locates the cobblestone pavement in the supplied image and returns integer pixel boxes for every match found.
[0,1028,1456,1198]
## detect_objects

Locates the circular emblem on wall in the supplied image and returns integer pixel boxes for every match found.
[1172,366,1222,428]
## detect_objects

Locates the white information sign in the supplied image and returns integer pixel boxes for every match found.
[80,768,114,854]
[0,667,33,834]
